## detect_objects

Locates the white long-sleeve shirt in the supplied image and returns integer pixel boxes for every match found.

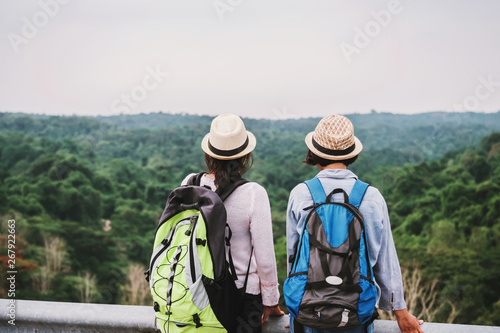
[182,174,280,306]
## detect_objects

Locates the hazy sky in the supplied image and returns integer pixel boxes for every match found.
[1,0,500,119]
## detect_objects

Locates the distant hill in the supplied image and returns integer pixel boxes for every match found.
[0,112,500,149]
[2,111,500,162]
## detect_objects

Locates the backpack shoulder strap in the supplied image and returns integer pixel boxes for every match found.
[304,177,326,205]
[216,178,249,202]
[187,172,206,186]
[349,180,369,209]
[241,246,253,294]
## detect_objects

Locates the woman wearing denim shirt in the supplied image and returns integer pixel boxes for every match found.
[286,115,424,333]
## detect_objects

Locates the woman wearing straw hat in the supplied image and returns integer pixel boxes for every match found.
[286,115,424,333]
[182,113,284,333]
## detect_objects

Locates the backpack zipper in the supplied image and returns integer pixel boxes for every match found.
[154,207,199,241]
[185,215,198,236]
[291,202,363,275]
[149,217,193,282]
[300,301,357,313]
[295,202,375,282]
[187,215,199,283]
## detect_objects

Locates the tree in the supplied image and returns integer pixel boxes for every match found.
[75,272,100,303]
[32,236,68,294]
[120,263,151,306]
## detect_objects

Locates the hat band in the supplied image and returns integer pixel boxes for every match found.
[312,136,356,156]
[208,136,249,157]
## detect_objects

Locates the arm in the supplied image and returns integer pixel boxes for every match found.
[364,191,424,332]
[249,184,280,308]
[286,185,305,274]
[367,195,406,311]
[180,173,196,186]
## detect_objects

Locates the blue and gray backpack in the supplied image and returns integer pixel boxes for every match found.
[283,178,378,331]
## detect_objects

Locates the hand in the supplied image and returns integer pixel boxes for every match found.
[262,304,285,323]
[394,309,424,333]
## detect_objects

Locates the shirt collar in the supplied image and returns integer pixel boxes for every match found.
[316,168,358,180]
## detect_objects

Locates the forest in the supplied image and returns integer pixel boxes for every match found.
[1,111,500,326]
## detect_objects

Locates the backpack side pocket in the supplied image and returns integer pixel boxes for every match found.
[284,273,308,318]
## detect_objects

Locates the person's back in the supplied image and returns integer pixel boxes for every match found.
[182,175,279,304]
[286,115,424,333]
[181,113,283,332]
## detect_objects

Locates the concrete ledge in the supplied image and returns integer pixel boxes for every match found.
[0,299,156,332]
[1,299,500,332]
[263,315,500,333]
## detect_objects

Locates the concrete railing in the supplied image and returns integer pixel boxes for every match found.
[1,299,500,332]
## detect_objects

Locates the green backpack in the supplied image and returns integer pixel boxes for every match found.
[146,174,249,333]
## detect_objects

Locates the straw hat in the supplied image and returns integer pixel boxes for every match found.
[201,114,256,160]
[305,115,363,160]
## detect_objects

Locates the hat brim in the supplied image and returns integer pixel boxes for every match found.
[305,131,363,161]
[201,131,256,160]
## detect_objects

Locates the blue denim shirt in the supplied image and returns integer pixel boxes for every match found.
[286,169,406,311]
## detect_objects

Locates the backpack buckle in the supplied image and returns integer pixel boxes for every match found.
[193,314,203,328]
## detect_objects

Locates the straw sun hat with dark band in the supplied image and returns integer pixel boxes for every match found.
[305,115,363,160]
[201,113,256,160]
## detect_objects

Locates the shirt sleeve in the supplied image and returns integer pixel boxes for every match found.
[249,183,280,306]
[364,190,406,311]
[286,186,300,274]
[180,173,196,186]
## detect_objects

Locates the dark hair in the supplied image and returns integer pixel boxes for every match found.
[303,149,358,167]
[204,153,254,187]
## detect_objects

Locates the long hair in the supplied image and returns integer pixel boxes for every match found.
[204,153,254,188]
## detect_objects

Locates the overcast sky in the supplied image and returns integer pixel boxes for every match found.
[1,0,500,119]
